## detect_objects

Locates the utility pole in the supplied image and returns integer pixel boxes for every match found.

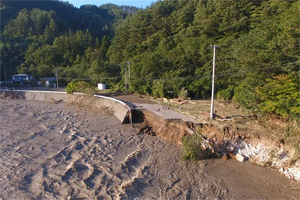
[55,68,59,90]
[210,45,219,119]
[124,65,127,94]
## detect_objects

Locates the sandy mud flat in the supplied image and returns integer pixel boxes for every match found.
[0,98,299,199]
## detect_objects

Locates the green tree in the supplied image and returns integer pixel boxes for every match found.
[257,72,300,119]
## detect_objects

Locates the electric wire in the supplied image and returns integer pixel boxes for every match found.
[57,61,299,82]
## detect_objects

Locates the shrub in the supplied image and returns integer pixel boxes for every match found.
[65,81,95,95]
[217,86,234,100]
[65,80,77,94]
[76,81,95,95]
[182,133,212,161]
[233,76,262,111]
[152,80,165,97]
[178,87,188,100]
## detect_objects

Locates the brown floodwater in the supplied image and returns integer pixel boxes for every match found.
[0,98,299,199]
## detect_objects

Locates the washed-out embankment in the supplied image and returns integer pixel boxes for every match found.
[1,90,299,181]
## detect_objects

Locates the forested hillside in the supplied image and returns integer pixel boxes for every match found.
[0,0,137,85]
[109,0,300,119]
[0,0,299,119]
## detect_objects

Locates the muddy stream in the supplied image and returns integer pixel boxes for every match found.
[0,99,299,199]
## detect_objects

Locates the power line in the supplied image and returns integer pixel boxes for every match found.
[56,61,298,82]
[129,61,299,81]
[58,76,122,81]
[215,62,297,78]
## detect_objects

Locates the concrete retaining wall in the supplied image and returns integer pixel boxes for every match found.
[1,90,130,123]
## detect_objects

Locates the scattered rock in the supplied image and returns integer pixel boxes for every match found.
[222,154,229,161]
[163,98,168,102]
[236,153,245,162]
[189,101,197,105]
[185,127,195,135]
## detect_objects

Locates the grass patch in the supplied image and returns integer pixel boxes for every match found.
[182,133,213,161]
[66,81,96,95]
[284,121,300,159]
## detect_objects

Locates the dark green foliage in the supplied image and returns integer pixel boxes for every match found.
[0,0,134,85]
[152,80,165,98]
[1,0,138,38]
[233,76,262,111]
[108,0,299,119]
[217,86,234,101]
[0,36,29,80]
[3,8,58,39]
[108,0,260,99]
[257,72,300,119]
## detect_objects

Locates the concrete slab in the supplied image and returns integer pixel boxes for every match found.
[134,103,200,124]
[114,104,129,124]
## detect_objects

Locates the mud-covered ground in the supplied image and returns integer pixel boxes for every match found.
[0,99,299,199]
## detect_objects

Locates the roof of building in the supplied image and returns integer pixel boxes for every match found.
[13,74,31,77]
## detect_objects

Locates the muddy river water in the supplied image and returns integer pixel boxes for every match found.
[0,99,299,199]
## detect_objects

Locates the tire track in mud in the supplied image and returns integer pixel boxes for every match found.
[5,104,152,199]
[39,126,153,199]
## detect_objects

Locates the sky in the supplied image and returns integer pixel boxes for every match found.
[66,0,158,8]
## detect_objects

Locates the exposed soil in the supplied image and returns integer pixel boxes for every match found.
[0,98,299,199]
[154,98,299,142]
[115,95,300,180]
[115,95,300,158]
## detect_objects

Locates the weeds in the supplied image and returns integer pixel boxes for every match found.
[66,81,95,95]
[182,133,213,161]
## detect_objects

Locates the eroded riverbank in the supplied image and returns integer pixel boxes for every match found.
[0,99,299,199]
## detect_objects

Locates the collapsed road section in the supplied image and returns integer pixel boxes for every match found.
[132,103,201,144]
[130,101,300,181]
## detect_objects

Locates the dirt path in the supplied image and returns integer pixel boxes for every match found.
[0,99,299,199]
